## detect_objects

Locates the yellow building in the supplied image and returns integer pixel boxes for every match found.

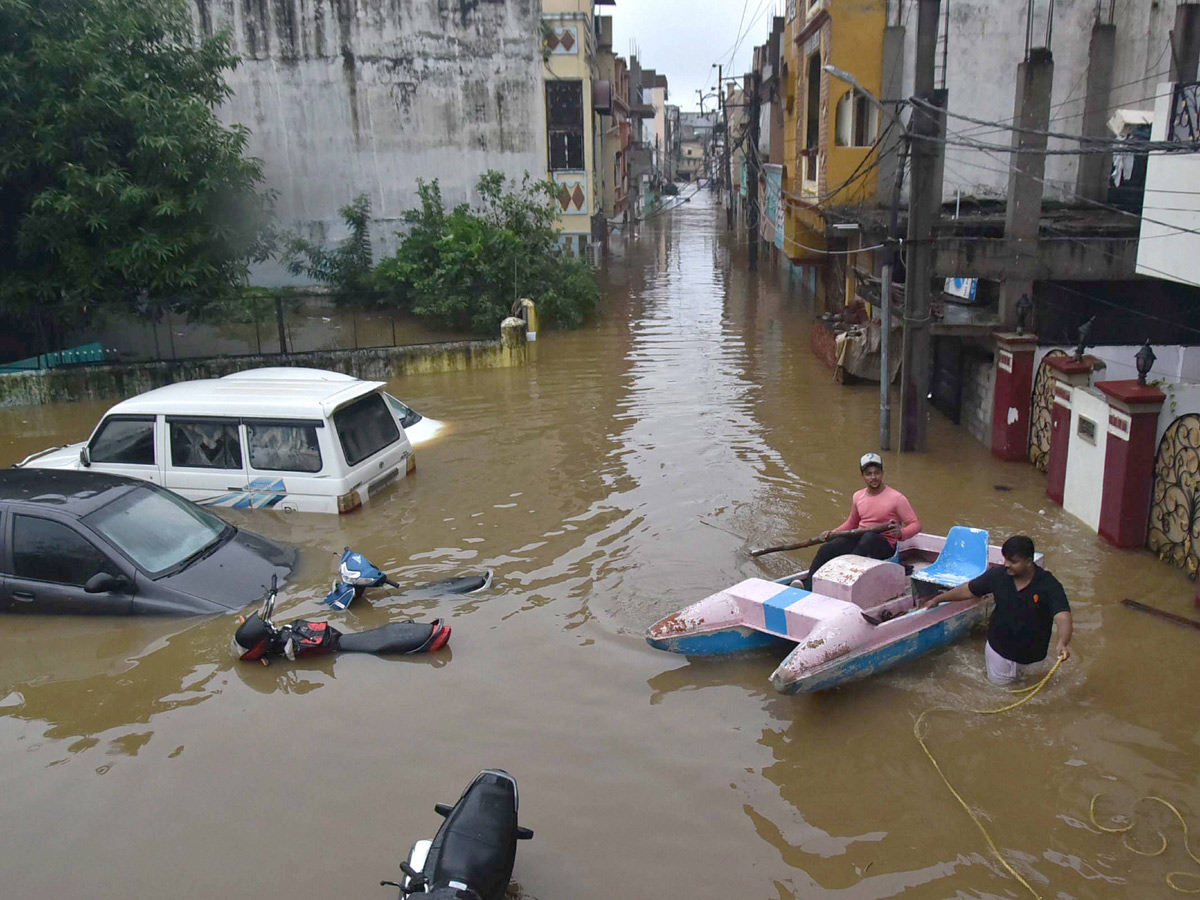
[782,0,887,307]
[542,0,616,256]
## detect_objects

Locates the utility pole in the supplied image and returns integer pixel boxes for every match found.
[879,137,908,450]
[899,0,940,453]
[748,71,761,270]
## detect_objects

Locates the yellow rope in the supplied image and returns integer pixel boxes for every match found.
[914,655,1065,900]
[1089,793,1200,893]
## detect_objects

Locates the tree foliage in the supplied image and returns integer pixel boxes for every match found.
[372,172,599,332]
[0,0,274,328]
[281,194,375,302]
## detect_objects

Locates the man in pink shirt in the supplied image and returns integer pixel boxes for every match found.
[802,453,921,590]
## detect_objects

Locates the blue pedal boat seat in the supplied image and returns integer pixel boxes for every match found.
[911,526,990,590]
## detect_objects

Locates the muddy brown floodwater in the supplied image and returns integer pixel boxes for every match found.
[1,191,1198,900]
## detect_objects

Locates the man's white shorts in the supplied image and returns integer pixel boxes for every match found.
[985,640,1043,685]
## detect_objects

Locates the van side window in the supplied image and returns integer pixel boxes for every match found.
[246,423,323,473]
[12,516,119,585]
[333,394,400,466]
[90,417,155,465]
[170,421,243,469]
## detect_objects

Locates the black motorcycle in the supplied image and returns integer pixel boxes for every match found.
[387,769,534,900]
[231,577,450,663]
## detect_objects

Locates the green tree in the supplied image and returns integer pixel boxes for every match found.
[0,0,274,334]
[281,193,375,302]
[375,172,599,332]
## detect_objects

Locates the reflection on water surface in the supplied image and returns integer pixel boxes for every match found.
[0,192,1197,899]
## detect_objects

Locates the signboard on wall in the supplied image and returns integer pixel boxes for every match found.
[944,277,978,302]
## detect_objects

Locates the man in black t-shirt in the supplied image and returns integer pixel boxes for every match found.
[922,534,1072,685]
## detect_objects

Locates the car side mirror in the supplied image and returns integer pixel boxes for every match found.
[79,446,91,468]
[85,573,129,594]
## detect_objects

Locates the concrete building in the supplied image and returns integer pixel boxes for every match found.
[189,0,546,285]
[678,140,707,181]
[780,0,888,310]
[595,15,631,234]
[666,105,682,183]
[641,70,671,186]
[626,55,659,220]
[542,0,616,256]
[749,18,787,256]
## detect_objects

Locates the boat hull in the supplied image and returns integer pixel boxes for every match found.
[770,600,989,694]
[646,625,792,656]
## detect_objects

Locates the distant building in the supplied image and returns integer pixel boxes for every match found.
[595,14,631,234]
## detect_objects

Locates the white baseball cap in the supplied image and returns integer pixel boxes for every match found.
[860,452,883,470]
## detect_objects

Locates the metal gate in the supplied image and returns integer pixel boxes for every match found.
[1028,349,1067,471]
[1147,414,1200,577]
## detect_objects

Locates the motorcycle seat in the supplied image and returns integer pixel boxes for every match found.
[425,777,518,899]
[337,621,434,654]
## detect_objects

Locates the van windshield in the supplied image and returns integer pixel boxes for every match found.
[333,393,401,466]
[85,486,231,576]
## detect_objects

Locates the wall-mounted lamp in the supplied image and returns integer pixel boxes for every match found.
[1135,340,1156,385]
[1015,293,1033,335]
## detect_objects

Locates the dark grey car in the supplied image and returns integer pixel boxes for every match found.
[0,469,295,615]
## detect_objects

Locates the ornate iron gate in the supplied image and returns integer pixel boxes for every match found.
[1028,350,1067,472]
[1148,414,1200,577]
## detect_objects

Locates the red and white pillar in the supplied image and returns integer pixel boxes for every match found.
[1095,380,1166,549]
[1044,355,1105,506]
[990,332,1038,461]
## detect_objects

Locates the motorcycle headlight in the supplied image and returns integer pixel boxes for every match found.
[339,563,370,586]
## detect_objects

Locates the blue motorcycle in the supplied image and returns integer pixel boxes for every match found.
[322,548,493,610]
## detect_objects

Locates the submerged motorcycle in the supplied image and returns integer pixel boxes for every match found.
[232,576,451,663]
[387,769,533,900]
[323,548,493,610]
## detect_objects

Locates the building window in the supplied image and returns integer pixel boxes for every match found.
[804,51,822,182]
[834,91,879,147]
[547,80,585,170]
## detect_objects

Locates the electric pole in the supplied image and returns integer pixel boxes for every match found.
[716,63,725,204]
[721,67,733,228]
[899,0,940,453]
[748,71,761,270]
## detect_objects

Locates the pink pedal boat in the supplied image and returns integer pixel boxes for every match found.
[646,528,1037,694]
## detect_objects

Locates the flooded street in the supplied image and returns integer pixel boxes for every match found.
[1,191,1197,899]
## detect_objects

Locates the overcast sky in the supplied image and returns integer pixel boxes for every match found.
[607,0,785,115]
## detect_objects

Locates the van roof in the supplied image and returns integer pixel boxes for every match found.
[107,374,386,420]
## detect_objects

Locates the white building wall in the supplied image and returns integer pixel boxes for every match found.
[1136,83,1200,285]
[1062,387,1109,532]
[191,0,545,285]
[1034,345,1200,447]
[1034,344,1200,387]
[896,0,1169,204]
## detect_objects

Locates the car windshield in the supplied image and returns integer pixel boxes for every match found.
[384,392,423,429]
[84,486,231,576]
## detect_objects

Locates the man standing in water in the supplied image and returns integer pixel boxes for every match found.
[802,453,921,589]
[923,534,1072,685]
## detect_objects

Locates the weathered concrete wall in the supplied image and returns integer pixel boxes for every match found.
[191,0,546,284]
[0,329,528,409]
[958,346,994,446]
[897,0,1168,204]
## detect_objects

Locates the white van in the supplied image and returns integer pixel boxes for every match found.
[19,370,416,514]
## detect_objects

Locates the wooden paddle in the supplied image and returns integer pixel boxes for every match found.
[1121,598,1200,632]
[750,524,891,558]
